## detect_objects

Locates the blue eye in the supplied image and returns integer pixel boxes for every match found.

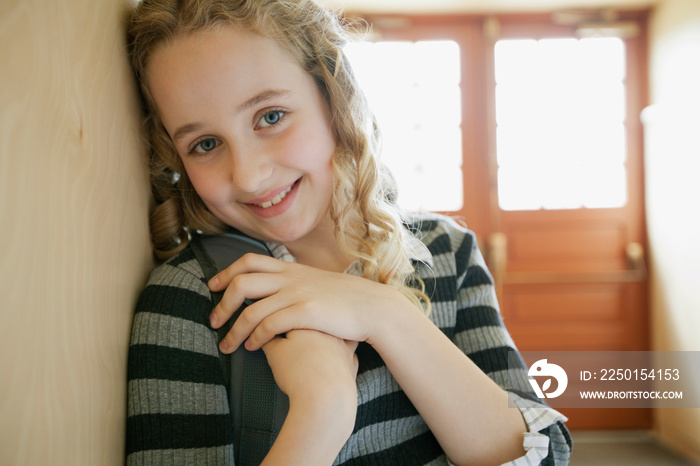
[191,138,220,154]
[258,110,284,128]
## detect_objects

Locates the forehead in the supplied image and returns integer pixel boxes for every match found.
[147,26,296,88]
[145,27,310,126]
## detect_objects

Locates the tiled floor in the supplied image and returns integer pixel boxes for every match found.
[569,431,698,465]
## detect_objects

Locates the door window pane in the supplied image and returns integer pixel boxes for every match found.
[344,40,463,212]
[495,37,627,211]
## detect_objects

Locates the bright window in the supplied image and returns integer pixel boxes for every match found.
[344,40,463,212]
[494,37,627,211]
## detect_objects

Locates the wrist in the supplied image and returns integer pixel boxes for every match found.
[264,391,356,465]
[366,286,419,349]
[291,381,357,432]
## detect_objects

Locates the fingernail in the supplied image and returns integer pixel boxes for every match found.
[208,276,219,289]
[210,312,219,328]
[220,339,229,353]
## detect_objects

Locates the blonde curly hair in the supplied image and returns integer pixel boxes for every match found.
[127,0,430,312]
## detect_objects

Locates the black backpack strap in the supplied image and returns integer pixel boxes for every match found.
[190,232,289,466]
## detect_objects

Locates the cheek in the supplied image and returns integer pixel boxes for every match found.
[280,119,336,172]
[182,162,230,203]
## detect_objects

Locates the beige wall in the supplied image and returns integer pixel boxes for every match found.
[0,0,152,464]
[646,0,700,461]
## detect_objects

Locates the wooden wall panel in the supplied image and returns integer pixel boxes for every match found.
[0,0,152,464]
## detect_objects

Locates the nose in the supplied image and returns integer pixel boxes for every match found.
[228,142,273,193]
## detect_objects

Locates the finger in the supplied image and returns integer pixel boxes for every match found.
[208,253,285,291]
[345,339,359,353]
[210,271,282,329]
[259,335,285,356]
[243,303,309,351]
[343,340,360,376]
[243,300,364,351]
[241,300,349,351]
[218,292,293,352]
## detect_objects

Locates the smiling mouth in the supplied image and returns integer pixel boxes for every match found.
[253,182,295,208]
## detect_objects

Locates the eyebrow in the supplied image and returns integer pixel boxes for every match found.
[172,122,205,144]
[171,89,291,144]
[237,88,290,112]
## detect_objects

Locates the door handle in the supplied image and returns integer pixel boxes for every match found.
[487,232,508,291]
[625,241,647,280]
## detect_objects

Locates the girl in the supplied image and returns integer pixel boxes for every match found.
[126,0,571,464]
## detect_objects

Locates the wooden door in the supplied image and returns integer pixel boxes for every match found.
[350,11,651,431]
[483,13,651,430]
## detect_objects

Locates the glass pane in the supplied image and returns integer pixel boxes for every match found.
[345,40,463,212]
[494,37,627,211]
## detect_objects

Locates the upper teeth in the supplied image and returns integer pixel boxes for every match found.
[257,185,293,208]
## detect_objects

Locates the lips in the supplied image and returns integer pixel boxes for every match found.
[254,183,293,208]
[243,179,301,218]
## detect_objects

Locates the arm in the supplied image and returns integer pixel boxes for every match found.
[260,330,358,466]
[378,224,571,464]
[365,282,527,465]
[444,236,571,466]
[127,254,357,466]
[126,257,234,464]
[208,224,571,465]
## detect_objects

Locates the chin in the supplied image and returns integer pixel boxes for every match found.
[263,230,306,245]
[229,223,302,245]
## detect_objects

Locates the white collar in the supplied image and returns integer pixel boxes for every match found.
[264,234,433,272]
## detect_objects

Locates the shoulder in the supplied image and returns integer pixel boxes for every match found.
[405,213,475,252]
[129,244,221,379]
[134,245,212,327]
[127,246,230,458]
[149,246,208,289]
[405,213,477,276]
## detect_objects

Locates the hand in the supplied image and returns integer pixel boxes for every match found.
[262,329,359,403]
[208,253,413,353]
[260,330,359,465]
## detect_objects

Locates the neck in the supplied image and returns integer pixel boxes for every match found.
[284,220,353,273]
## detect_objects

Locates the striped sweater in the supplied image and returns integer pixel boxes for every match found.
[126,217,572,465]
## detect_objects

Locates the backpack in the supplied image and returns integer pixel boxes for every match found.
[190,231,290,466]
